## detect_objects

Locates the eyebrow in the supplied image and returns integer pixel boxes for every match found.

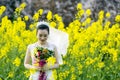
[39,33,47,35]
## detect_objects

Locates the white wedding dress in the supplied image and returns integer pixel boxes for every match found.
[28,42,56,80]
[27,21,69,80]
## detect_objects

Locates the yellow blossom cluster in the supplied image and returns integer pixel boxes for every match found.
[0,3,120,80]
[0,6,6,16]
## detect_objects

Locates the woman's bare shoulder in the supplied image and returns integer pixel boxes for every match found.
[27,42,37,48]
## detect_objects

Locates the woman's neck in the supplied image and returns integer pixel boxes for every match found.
[37,41,48,46]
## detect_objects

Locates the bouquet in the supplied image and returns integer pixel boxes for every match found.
[33,46,55,80]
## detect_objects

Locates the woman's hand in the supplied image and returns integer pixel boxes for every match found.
[31,65,42,71]
[42,64,50,71]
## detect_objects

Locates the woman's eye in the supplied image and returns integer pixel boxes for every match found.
[44,35,47,37]
[39,34,47,37]
[39,34,42,37]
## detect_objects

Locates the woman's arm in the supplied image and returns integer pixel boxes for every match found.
[24,45,42,70]
[48,45,60,70]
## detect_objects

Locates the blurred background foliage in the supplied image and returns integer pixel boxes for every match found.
[0,0,120,26]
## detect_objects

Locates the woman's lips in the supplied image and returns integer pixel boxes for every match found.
[41,40,45,42]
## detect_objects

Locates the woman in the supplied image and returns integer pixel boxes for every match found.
[24,22,60,80]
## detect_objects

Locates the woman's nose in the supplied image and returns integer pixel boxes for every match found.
[41,37,45,40]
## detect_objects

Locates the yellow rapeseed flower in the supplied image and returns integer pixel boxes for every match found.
[54,14,62,22]
[85,18,91,24]
[20,2,26,8]
[0,6,6,15]
[58,22,64,30]
[17,17,22,21]
[24,16,29,21]
[98,10,104,20]
[15,3,26,14]
[47,11,52,21]
[50,21,56,27]
[33,13,39,21]
[29,69,36,74]
[13,57,21,67]
[50,70,57,80]
[86,57,95,66]
[79,9,84,16]
[108,48,118,62]
[47,56,56,67]
[71,74,76,80]
[77,3,82,10]
[115,15,120,22]
[0,46,8,59]
[8,71,14,78]
[24,70,30,78]
[38,9,43,15]
[43,48,48,53]
[98,62,105,68]
[106,12,111,18]
[86,9,91,16]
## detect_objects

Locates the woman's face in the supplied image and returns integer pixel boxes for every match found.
[37,29,49,43]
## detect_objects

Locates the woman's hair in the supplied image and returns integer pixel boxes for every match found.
[36,24,49,34]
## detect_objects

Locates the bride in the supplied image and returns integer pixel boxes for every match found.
[24,21,69,80]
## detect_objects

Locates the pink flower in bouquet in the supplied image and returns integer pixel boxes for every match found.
[39,59,46,67]
[37,50,41,57]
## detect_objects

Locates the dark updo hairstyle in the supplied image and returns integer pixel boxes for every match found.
[36,24,49,35]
